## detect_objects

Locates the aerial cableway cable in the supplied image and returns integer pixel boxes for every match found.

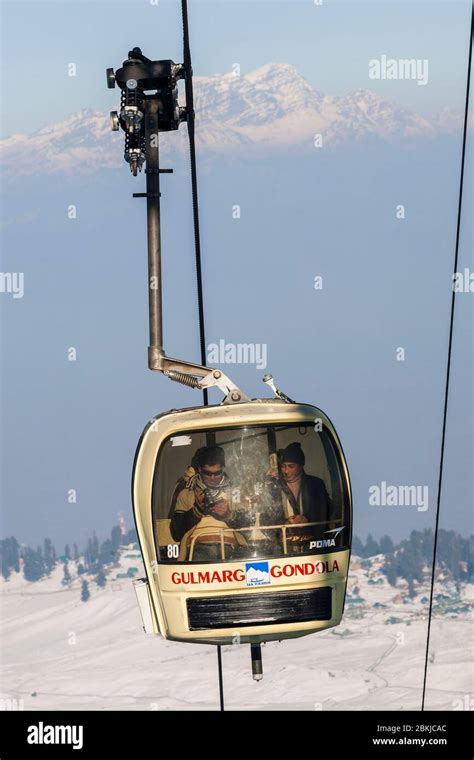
[421,3,473,711]
[180,0,224,711]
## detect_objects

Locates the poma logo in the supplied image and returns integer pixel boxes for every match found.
[309,526,344,550]
[27,722,83,750]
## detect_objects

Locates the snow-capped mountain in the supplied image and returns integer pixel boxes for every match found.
[0,63,462,177]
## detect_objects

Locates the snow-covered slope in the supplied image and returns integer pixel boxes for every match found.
[0,547,472,711]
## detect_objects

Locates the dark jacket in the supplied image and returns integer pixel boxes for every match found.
[262,472,332,530]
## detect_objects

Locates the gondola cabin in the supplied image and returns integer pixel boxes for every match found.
[132,399,352,672]
[107,45,353,680]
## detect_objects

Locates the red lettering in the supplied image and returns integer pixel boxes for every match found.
[172,558,340,587]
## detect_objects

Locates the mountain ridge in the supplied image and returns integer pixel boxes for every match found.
[0,63,466,177]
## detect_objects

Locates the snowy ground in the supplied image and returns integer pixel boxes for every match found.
[1,550,472,711]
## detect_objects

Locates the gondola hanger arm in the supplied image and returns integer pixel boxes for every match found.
[150,348,250,403]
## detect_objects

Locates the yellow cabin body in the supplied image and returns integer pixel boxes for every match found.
[132,399,352,646]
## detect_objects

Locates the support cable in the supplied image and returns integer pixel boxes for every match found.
[181,0,224,711]
[421,4,473,711]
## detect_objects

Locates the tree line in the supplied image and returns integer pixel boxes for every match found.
[353,528,473,589]
[2,527,472,594]
[0,525,138,587]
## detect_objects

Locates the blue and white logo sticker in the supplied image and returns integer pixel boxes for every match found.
[245,561,270,587]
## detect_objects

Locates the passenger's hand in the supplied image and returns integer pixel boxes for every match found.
[211,501,229,518]
[287,515,308,524]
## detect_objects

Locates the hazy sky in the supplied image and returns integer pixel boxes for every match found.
[0,0,472,138]
[0,0,472,551]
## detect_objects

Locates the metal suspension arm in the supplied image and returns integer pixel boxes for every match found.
[107,47,250,404]
[141,100,249,403]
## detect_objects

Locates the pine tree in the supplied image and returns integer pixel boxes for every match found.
[10,536,20,573]
[43,538,56,574]
[64,544,71,560]
[96,569,106,587]
[402,540,423,583]
[73,544,79,562]
[352,536,365,557]
[1,537,21,578]
[111,526,122,552]
[23,547,46,582]
[10,537,20,573]
[99,539,116,567]
[365,534,380,557]
[124,527,138,545]
[85,538,99,574]
[81,580,90,602]
[380,535,394,555]
[385,557,398,586]
[62,562,71,585]
[84,541,92,569]
[1,540,11,580]
[467,536,474,580]
[36,546,47,577]
[92,534,99,562]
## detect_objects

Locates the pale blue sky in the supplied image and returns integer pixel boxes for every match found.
[0,0,472,549]
[0,0,472,138]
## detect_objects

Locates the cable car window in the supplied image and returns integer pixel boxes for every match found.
[152,423,350,563]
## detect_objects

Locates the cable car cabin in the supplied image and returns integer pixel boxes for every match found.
[132,399,352,652]
[108,46,353,680]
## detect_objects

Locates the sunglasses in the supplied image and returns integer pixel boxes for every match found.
[201,468,224,477]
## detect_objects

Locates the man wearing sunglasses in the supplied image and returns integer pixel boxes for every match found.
[169,445,232,542]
